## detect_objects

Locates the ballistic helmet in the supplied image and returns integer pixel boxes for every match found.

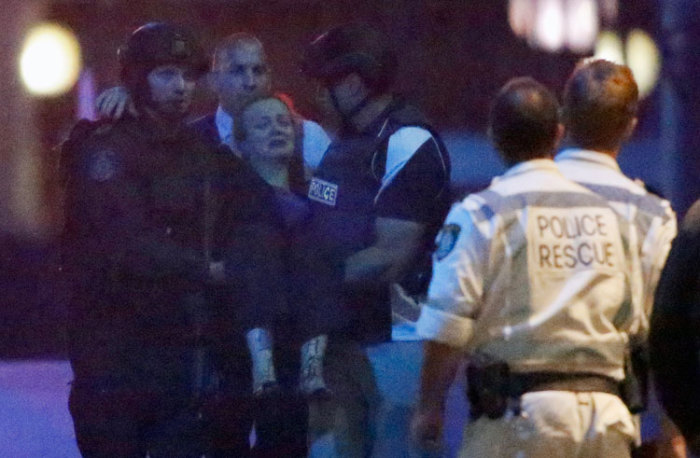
[119,22,208,101]
[301,23,397,92]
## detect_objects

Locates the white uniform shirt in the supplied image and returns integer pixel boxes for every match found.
[555,149,677,332]
[417,159,642,380]
[215,105,332,171]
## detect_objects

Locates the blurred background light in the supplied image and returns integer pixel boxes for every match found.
[566,0,599,53]
[19,22,82,97]
[508,0,536,38]
[593,30,625,64]
[533,0,566,51]
[626,28,661,98]
[509,0,616,53]
[591,29,660,99]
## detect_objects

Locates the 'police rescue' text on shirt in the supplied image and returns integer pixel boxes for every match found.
[528,207,622,272]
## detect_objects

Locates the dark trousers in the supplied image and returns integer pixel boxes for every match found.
[204,388,308,458]
[69,379,203,458]
[252,388,308,458]
[68,337,209,458]
[207,342,308,458]
[252,338,308,458]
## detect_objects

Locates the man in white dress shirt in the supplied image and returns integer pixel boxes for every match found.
[193,33,330,169]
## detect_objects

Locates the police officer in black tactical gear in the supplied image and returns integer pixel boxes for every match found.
[60,22,287,457]
[300,23,451,458]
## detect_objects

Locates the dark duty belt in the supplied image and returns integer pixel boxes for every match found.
[510,372,620,397]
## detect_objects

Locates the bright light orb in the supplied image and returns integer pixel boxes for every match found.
[509,0,536,38]
[626,29,661,98]
[566,0,599,53]
[593,30,624,65]
[20,23,82,96]
[533,0,566,52]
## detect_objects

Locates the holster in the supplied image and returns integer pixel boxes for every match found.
[466,354,511,420]
[466,355,623,421]
[619,343,649,414]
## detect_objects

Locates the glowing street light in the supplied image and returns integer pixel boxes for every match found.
[507,1,660,98]
[509,0,613,53]
[593,30,625,65]
[533,0,566,52]
[566,0,599,53]
[592,29,661,98]
[626,29,661,98]
[20,23,82,97]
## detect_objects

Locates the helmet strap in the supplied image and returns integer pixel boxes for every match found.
[329,85,372,132]
[345,93,372,120]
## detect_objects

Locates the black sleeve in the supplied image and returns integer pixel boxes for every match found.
[60,119,104,186]
[375,133,449,223]
[216,158,289,331]
[649,202,700,440]
[287,229,350,340]
[70,137,206,281]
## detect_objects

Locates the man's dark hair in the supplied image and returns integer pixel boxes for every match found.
[562,59,638,151]
[489,77,560,165]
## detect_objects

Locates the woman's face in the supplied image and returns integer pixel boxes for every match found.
[240,98,295,160]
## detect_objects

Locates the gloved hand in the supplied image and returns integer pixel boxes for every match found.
[245,328,278,396]
[96,86,137,119]
[299,334,331,399]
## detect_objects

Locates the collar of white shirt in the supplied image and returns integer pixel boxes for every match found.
[505,158,559,176]
[215,105,235,147]
[556,148,622,173]
[490,158,560,185]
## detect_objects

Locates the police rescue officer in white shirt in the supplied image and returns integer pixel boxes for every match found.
[411,77,642,457]
[97,32,331,171]
[555,59,684,457]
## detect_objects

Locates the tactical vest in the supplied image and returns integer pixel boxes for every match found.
[307,100,451,343]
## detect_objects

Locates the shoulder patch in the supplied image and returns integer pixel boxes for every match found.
[435,223,461,260]
[87,149,120,182]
